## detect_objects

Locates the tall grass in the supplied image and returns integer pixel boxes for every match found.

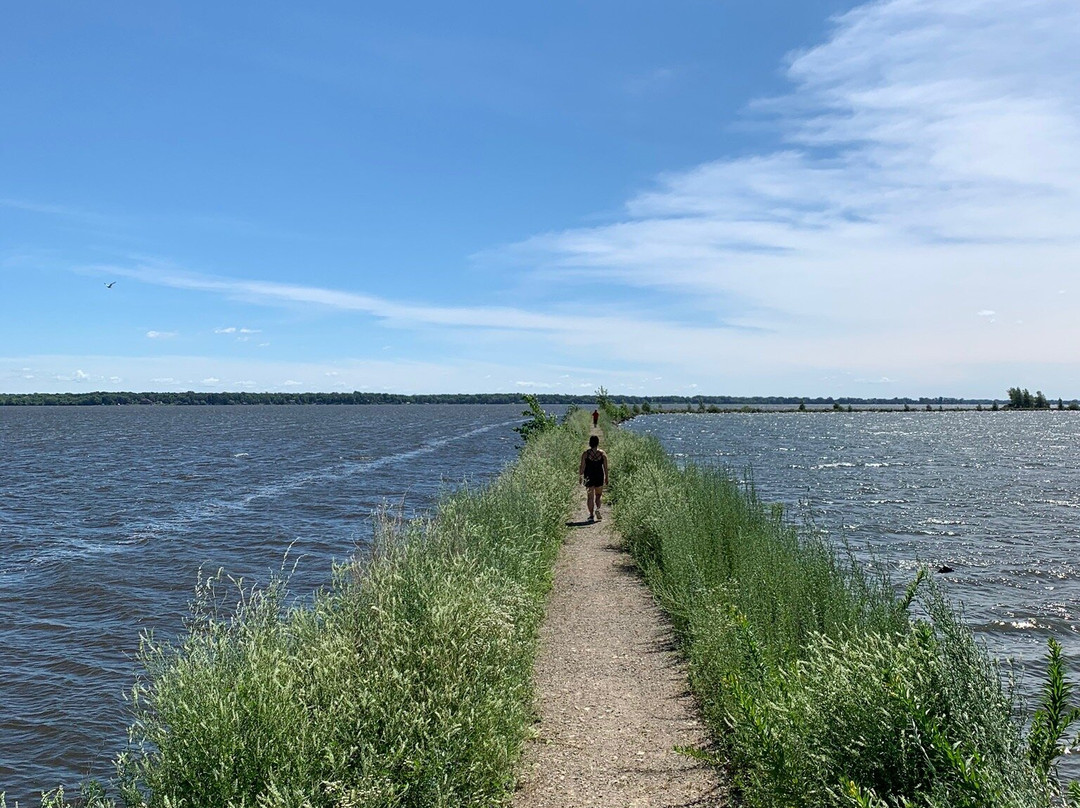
[7,410,586,808]
[605,427,1067,808]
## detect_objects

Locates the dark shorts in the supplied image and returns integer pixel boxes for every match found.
[584,475,604,489]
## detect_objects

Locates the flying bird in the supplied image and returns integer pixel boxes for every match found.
[105,282,116,288]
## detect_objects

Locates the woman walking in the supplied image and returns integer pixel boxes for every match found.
[578,434,609,521]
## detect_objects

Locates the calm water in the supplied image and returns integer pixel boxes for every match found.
[627,411,1080,687]
[0,404,527,803]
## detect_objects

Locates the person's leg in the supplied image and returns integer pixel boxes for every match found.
[595,486,603,519]
[587,486,596,519]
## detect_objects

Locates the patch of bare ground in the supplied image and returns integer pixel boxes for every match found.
[513,472,727,808]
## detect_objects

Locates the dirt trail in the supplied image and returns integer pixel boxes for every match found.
[513,455,726,808]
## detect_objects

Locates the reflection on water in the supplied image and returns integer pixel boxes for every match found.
[628,411,1080,689]
[0,404,527,802]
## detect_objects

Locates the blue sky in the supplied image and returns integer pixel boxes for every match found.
[4,0,1080,397]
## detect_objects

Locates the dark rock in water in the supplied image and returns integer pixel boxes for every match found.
[938,565,954,574]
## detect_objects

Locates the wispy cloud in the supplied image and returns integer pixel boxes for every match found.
[54,369,90,382]
[146,330,177,339]
[109,265,582,331]
[500,0,1080,375]
[0,354,640,395]
[102,263,752,356]
[0,197,116,226]
[45,0,1080,396]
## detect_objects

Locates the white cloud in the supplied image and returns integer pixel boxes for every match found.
[215,327,261,335]
[146,330,177,339]
[54,369,91,383]
[0,354,623,395]
[113,266,575,331]
[496,0,1080,388]
[50,0,1080,397]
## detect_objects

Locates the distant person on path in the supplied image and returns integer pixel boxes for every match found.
[579,434,608,521]
[592,409,599,427]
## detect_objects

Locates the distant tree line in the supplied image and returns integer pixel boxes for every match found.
[0,391,588,406]
[0,390,1077,408]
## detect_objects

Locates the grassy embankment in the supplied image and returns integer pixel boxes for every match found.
[604,425,1080,808]
[6,410,586,808]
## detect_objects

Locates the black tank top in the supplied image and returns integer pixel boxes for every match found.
[584,451,604,482]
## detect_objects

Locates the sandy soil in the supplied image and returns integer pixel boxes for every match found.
[512,468,727,808]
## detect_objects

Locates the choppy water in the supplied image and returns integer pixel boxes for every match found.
[626,412,1080,695]
[0,404,527,803]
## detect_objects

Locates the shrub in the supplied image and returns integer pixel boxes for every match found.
[109,412,587,807]
[605,427,1062,808]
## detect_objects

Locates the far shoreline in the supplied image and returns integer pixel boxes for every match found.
[0,390,1069,410]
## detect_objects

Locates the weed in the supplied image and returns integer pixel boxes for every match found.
[51,410,588,807]
[606,426,1063,807]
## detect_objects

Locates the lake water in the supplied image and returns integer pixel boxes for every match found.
[0,404,528,803]
[7,406,1077,800]
[626,412,1080,696]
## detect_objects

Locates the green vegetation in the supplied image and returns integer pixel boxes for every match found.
[11,405,1080,807]
[513,394,560,442]
[1007,388,1052,410]
[3,391,1064,409]
[0,391,592,406]
[6,411,586,808]
[604,426,1078,808]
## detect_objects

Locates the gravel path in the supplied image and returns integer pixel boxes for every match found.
[513,473,727,808]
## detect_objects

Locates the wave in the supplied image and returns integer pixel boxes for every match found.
[0,419,521,582]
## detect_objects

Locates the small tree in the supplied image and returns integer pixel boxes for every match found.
[514,395,557,443]
[595,386,620,422]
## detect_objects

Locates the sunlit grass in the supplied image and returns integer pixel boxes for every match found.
[606,427,1063,808]
[7,409,585,808]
